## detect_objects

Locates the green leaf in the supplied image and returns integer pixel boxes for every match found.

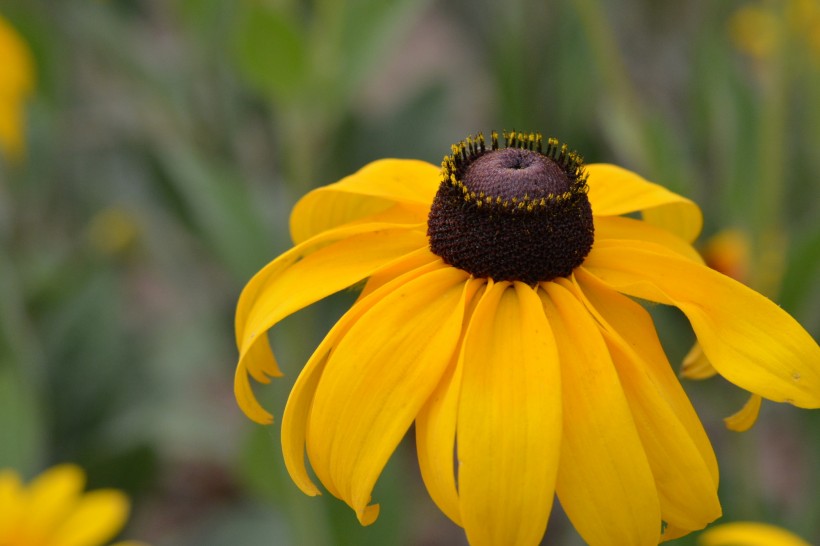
[150,138,276,281]
[335,0,432,96]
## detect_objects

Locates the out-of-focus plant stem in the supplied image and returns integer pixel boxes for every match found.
[751,10,788,299]
[573,0,650,172]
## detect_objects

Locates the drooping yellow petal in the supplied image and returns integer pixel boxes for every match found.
[415,278,487,528]
[584,239,820,408]
[456,282,562,546]
[560,274,720,534]
[699,522,812,546]
[595,215,703,264]
[51,490,129,546]
[290,159,439,243]
[282,258,448,498]
[724,394,763,432]
[586,163,703,242]
[574,268,718,484]
[541,282,661,546]
[19,464,85,536]
[235,223,427,423]
[236,223,425,349]
[306,266,470,524]
[681,343,719,380]
[233,362,275,425]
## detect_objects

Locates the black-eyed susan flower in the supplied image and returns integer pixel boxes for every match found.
[0,464,146,546]
[0,14,34,161]
[234,131,820,546]
[699,522,812,546]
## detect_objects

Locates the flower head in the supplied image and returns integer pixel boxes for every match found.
[0,464,146,546]
[234,132,820,545]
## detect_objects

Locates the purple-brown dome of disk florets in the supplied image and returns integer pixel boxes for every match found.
[427,131,595,284]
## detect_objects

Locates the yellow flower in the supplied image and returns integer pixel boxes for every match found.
[699,522,812,546]
[729,0,820,65]
[0,14,35,161]
[728,5,781,60]
[234,131,820,546]
[85,207,141,257]
[0,464,146,546]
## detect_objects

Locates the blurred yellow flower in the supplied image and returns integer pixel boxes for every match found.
[235,132,820,545]
[729,5,781,60]
[0,14,35,161]
[0,464,146,546]
[86,207,140,257]
[699,522,812,546]
[700,229,752,283]
[729,0,820,63]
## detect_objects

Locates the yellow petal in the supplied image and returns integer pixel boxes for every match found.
[281,258,448,498]
[290,159,439,243]
[681,343,719,380]
[233,362,274,425]
[357,247,441,301]
[0,470,23,532]
[20,464,85,535]
[415,355,463,527]
[584,239,820,408]
[51,490,129,546]
[663,523,695,542]
[586,163,703,242]
[541,282,661,546]
[574,268,718,484]
[457,282,562,546]
[595,215,703,264]
[305,266,470,524]
[415,278,487,528]
[561,275,720,533]
[699,522,812,546]
[724,394,762,432]
[236,223,425,351]
[235,223,427,423]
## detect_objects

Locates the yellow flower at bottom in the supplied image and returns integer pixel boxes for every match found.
[0,464,145,546]
[699,522,812,546]
[234,132,820,546]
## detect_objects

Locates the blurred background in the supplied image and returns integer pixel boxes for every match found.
[1,0,819,544]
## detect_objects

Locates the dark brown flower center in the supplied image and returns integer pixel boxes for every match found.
[427,131,594,284]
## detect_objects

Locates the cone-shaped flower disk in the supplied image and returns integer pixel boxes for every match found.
[234,131,820,546]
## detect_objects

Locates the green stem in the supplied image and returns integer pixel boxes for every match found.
[572,0,650,171]
[751,9,788,298]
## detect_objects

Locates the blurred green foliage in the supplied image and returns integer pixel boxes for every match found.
[0,0,818,544]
